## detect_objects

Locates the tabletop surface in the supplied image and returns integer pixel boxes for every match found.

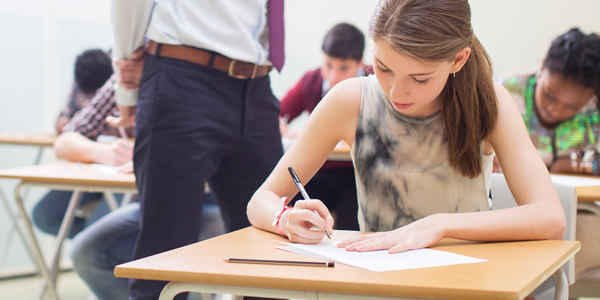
[0,132,57,146]
[0,161,135,188]
[552,173,600,202]
[115,227,579,300]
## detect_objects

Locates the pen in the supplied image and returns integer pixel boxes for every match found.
[118,126,132,147]
[118,126,128,140]
[224,258,334,268]
[287,167,332,239]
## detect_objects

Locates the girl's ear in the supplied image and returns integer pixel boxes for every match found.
[450,47,471,75]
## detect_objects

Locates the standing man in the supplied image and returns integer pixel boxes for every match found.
[108,1,285,299]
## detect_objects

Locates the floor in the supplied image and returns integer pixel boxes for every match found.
[0,271,90,300]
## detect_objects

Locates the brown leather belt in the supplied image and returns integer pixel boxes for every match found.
[147,41,272,79]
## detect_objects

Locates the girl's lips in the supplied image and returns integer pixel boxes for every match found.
[393,102,414,110]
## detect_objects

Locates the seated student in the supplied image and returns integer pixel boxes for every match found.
[279,23,371,230]
[247,0,565,256]
[56,49,113,133]
[66,59,226,300]
[33,60,124,239]
[498,28,600,281]
[33,48,146,238]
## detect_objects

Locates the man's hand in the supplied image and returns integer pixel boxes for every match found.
[107,104,137,128]
[113,47,147,90]
[98,138,134,166]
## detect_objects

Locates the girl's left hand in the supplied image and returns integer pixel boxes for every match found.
[336,215,444,254]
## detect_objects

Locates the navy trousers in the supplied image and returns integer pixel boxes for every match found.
[130,54,283,300]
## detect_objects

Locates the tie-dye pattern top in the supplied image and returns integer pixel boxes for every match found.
[352,75,490,232]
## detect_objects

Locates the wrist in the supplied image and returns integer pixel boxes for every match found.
[271,196,291,237]
[278,209,292,237]
[429,213,451,239]
[92,143,112,164]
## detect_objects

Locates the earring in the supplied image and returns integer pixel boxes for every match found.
[453,71,456,78]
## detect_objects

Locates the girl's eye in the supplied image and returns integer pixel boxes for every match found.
[413,78,427,85]
[376,64,391,73]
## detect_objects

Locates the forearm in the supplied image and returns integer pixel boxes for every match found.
[54,132,108,163]
[440,202,566,242]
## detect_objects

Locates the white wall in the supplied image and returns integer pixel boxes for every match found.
[1,0,599,136]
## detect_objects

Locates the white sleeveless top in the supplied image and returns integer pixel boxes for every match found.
[352,75,492,231]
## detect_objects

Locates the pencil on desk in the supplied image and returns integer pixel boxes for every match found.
[224,258,334,267]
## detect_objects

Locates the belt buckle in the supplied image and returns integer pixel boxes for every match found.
[228,60,258,79]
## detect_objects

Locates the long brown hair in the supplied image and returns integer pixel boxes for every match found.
[369,0,498,178]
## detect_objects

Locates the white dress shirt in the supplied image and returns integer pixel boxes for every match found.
[111,0,271,106]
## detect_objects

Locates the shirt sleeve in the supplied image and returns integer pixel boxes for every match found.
[62,77,119,141]
[279,78,307,122]
[111,0,154,107]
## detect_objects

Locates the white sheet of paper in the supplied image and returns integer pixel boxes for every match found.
[91,163,121,176]
[276,240,487,272]
[550,174,600,187]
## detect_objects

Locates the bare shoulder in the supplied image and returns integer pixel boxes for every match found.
[321,78,362,108]
[487,82,528,146]
[308,77,363,145]
[493,82,517,114]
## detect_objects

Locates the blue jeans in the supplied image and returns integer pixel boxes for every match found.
[71,195,225,300]
[32,191,120,238]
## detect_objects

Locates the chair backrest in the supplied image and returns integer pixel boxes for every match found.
[490,173,578,284]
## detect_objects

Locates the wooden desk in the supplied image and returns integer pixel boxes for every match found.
[328,141,351,162]
[0,162,136,300]
[552,174,600,216]
[0,132,57,147]
[0,133,57,279]
[116,227,579,300]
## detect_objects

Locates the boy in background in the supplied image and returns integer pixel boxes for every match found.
[279,23,371,230]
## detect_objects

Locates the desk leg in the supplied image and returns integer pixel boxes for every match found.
[121,192,134,206]
[577,202,600,216]
[36,190,83,300]
[553,268,568,300]
[0,184,38,276]
[49,190,83,277]
[159,282,317,300]
[21,146,45,201]
[14,183,60,300]
[102,192,119,211]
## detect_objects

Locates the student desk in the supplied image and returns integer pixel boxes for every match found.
[327,141,351,162]
[552,173,600,216]
[573,185,600,216]
[0,162,136,300]
[0,132,57,164]
[0,133,57,278]
[115,227,579,300]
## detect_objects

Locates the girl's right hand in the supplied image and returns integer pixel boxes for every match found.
[281,199,334,244]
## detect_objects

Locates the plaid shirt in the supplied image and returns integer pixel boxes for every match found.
[62,75,127,141]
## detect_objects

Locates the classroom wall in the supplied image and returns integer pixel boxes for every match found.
[0,0,598,275]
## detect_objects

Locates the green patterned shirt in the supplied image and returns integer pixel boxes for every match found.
[499,73,600,167]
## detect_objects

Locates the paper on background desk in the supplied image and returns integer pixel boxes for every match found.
[91,164,121,176]
[550,174,600,187]
[276,240,487,272]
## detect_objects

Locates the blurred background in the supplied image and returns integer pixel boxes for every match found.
[0,0,599,296]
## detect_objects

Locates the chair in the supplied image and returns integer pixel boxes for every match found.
[491,173,577,299]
